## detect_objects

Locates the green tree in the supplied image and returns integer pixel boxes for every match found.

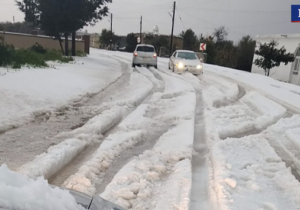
[16,0,111,55]
[154,36,169,53]
[215,40,237,68]
[254,40,295,76]
[99,29,116,47]
[126,33,137,52]
[16,0,39,26]
[0,22,36,34]
[201,36,216,64]
[236,35,256,72]
[182,29,198,51]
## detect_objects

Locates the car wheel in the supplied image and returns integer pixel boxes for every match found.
[132,63,136,68]
[154,65,158,69]
[168,63,171,70]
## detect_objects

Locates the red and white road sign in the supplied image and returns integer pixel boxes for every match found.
[200,43,206,51]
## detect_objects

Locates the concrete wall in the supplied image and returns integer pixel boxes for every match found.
[0,31,85,52]
[251,34,300,83]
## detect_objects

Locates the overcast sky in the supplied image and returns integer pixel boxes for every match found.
[0,0,299,42]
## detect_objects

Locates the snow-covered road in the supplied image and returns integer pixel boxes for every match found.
[1,49,300,210]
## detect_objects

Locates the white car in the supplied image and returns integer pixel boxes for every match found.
[169,50,203,75]
[132,44,158,68]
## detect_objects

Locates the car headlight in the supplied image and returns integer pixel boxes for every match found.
[176,62,184,69]
[197,65,203,69]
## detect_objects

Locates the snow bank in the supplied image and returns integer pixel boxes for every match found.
[0,164,84,210]
[101,70,196,210]
[63,130,144,195]
[153,159,192,210]
[240,91,287,130]
[57,106,123,139]
[205,74,239,103]
[18,138,87,179]
[105,72,153,107]
[263,115,300,174]
[201,74,239,107]
[18,105,125,179]
[101,102,195,209]
[18,71,153,180]
[204,64,300,113]
[209,105,256,140]
[154,70,194,98]
[205,91,286,147]
[154,119,194,157]
[210,136,300,210]
[118,104,149,129]
[101,151,192,210]
[0,52,122,132]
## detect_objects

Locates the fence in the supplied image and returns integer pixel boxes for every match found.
[0,31,90,54]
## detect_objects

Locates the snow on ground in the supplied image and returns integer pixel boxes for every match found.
[0,164,83,210]
[62,130,144,195]
[201,74,239,107]
[240,91,287,130]
[17,71,153,180]
[204,64,300,112]
[100,68,196,210]
[203,80,286,145]
[4,48,300,210]
[207,104,256,140]
[0,49,122,133]
[210,136,300,210]
[136,67,164,92]
[18,138,87,179]
[262,115,300,175]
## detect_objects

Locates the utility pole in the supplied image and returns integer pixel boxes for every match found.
[140,16,142,44]
[110,13,113,50]
[170,1,176,56]
[24,0,28,22]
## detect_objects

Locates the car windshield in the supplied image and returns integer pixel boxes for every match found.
[177,52,198,60]
[136,46,155,52]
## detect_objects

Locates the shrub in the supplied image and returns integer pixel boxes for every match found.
[0,44,74,68]
[30,43,47,54]
[44,50,73,63]
[0,43,14,66]
[76,50,86,57]
[12,49,47,67]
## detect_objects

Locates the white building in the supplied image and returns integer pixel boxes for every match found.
[251,34,300,85]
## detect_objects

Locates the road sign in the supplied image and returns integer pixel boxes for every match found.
[200,43,206,51]
[137,37,141,43]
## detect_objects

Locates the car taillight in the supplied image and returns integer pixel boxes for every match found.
[134,51,138,57]
[153,53,157,58]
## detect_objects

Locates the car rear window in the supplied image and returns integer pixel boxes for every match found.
[136,46,155,52]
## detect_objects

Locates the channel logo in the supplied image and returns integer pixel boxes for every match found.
[291,5,300,22]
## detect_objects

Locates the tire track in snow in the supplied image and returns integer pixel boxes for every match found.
[0,58,128,171]
[46,71,155,186]
[189,89,211,210]
[98,67,196,209]
[58,67,168,194]
[196,70,300,209]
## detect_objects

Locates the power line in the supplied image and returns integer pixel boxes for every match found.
[176,8,185,30]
